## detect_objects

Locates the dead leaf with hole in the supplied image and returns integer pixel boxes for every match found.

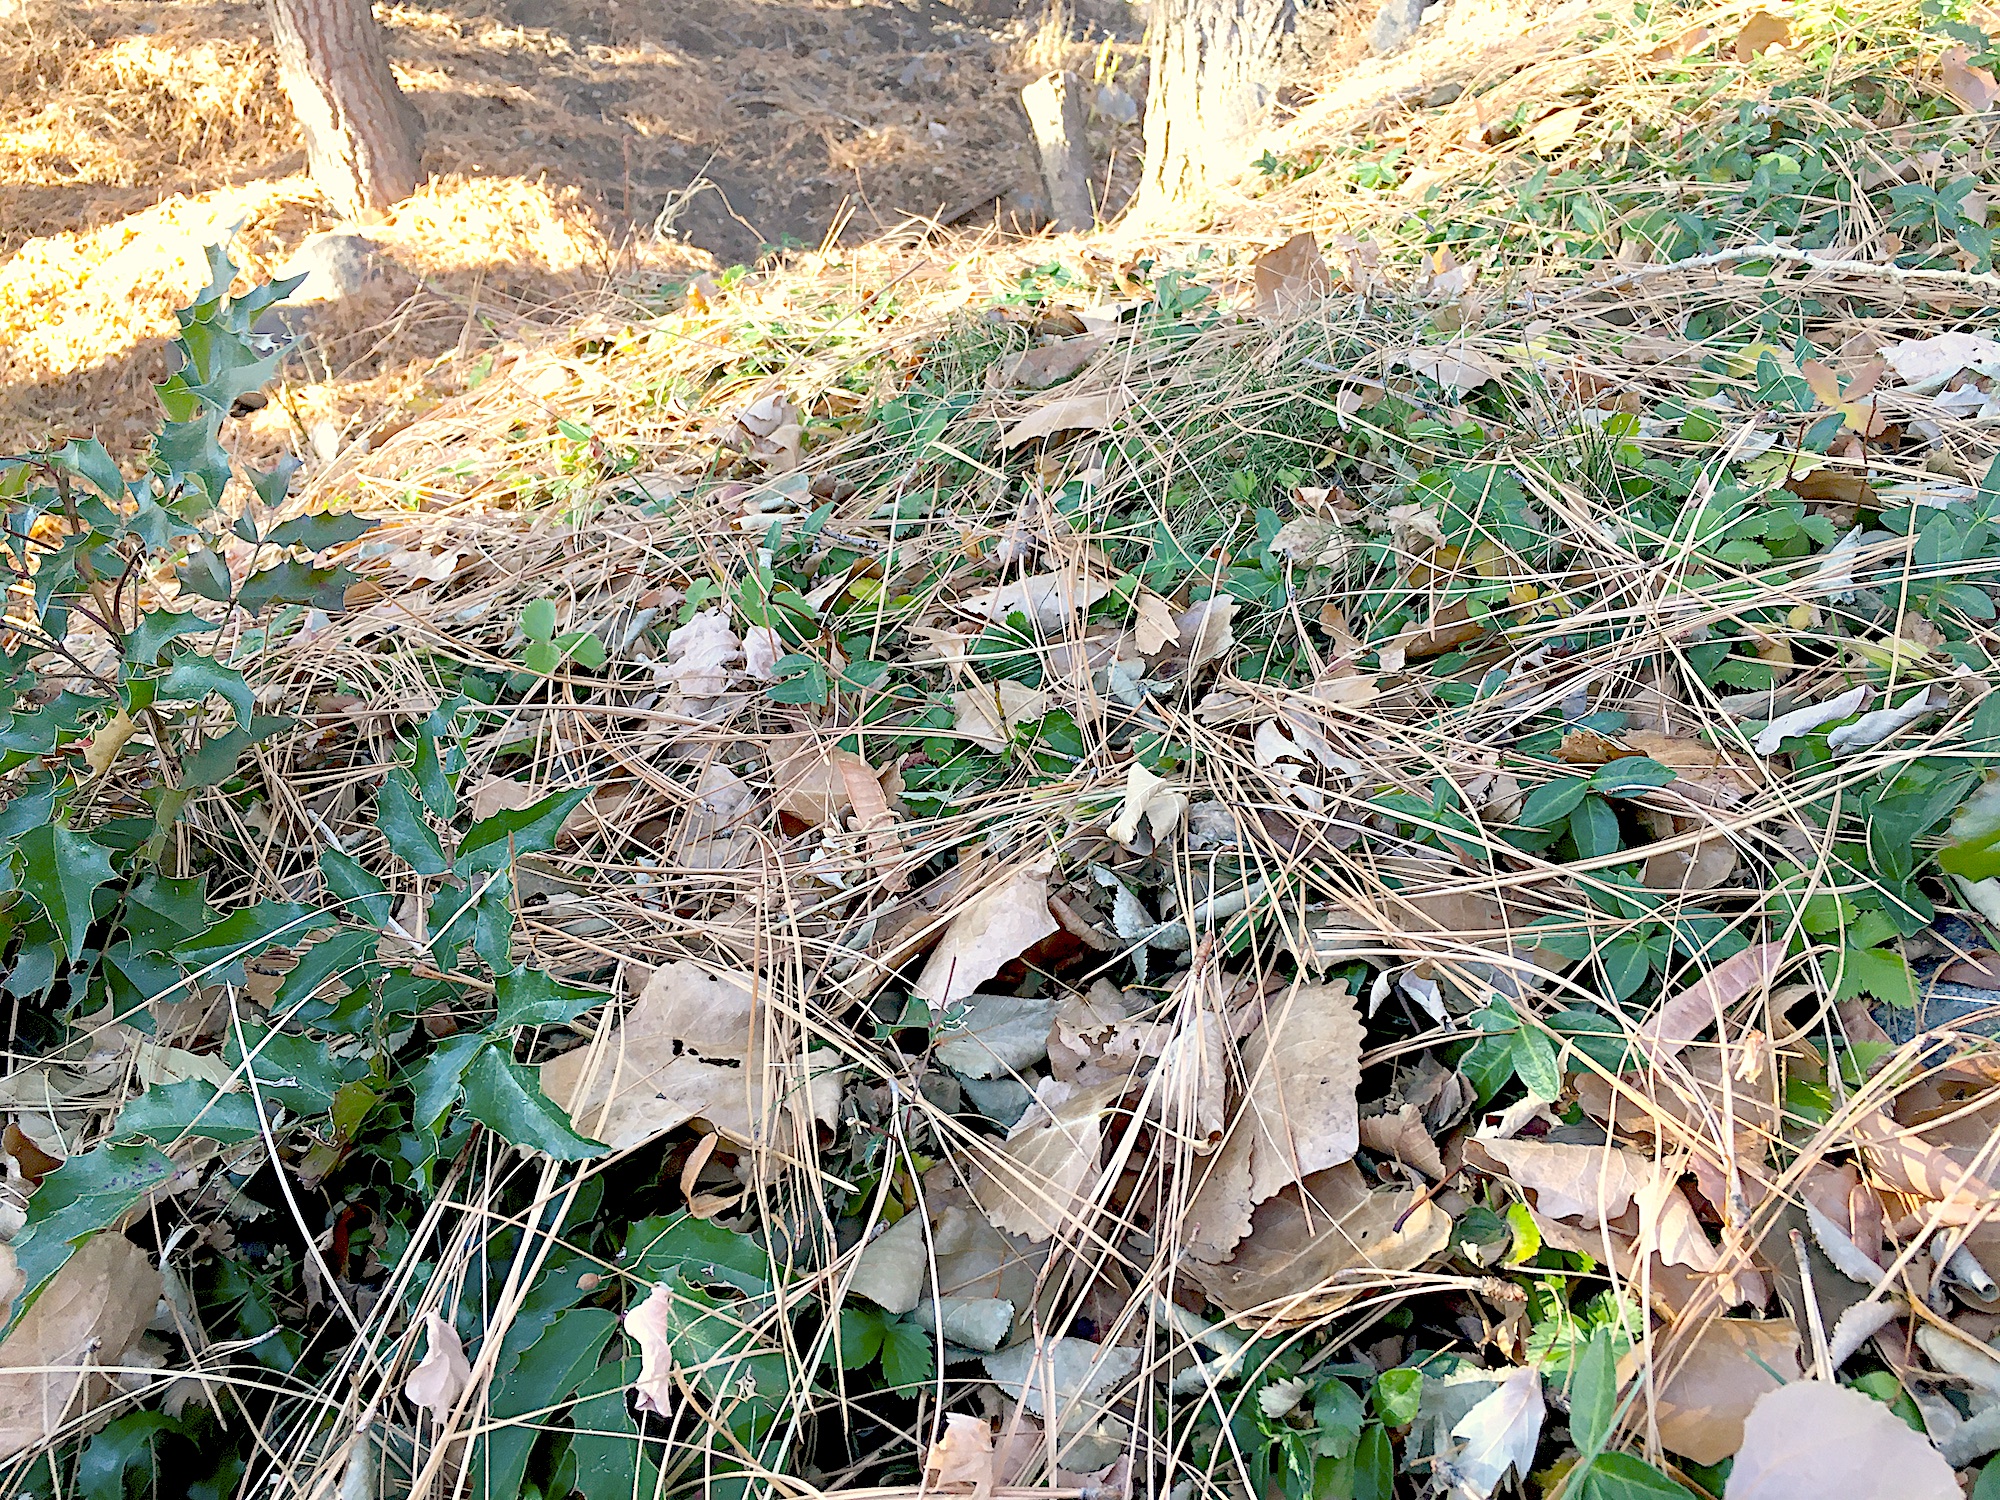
[1723,1377,1958,1497]
[1618,1317,1801,1466]
[972,1079,1126,1240]
[539,961,773,1151]
[1000,388,1130,449]
[1733,10,1790,59]
[0,1233,160,1460]
[953,681,1051,752]
[1253,233,1334,317]
[1184,983,1365,1260]
[914,865,1059,1011]
[404,1312,471,1421]
[1190,1161,1451,1321]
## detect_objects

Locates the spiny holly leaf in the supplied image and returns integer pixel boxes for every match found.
[377,770,448,876]
[10,1144,175,1310]
[173,549,233,604]
[494,966,606,1030]
[174,901,333,978]
[47,438,128,503]
[247,454,300,513]
[76,1410,176,1500]
[426,872,511,974]
[319,847,393,927]
[153,409,231,507]
[180,715,293,789]
[411,1033,487,1134]
[125,609,218,666]
[273,926,379,1014]
[461,1045,605,1159]
[455,787,592,877]
[14,823,116,962]
[235,560,358,615]
[117,1079,263,1145]
[157,650,254,726]
[266,509,375,553]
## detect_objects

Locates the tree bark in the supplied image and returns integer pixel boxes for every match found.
[1136,0,1296,218]
[267,0,424,218]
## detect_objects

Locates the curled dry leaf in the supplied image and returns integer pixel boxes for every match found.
[540,961,768,1151]
[1445,1365,1544,1498]
[625,1280,676,1416]
[914,865,1060,1012]
[1358,1103,1447,1180]
[927,1412,997,1500]
[1623,1317,1800,1465]
[1827,683,1949,756]
[1722,1378,1958,1498]
[1751,684,1872,755]
[1474,1139,1654,1225]
[404,1311,471,1420]
[772,736,887,828]
[1190,1161,1450,1321]
[1000,389,1131,450]
[1396,345,1499,395]
[1106,764,1187,848]
[1002,335,1110,391]
[1639,940,1788,1061]
[0,1233,160,1460]
[1185,983,1365,1261]
[658,609,743,698]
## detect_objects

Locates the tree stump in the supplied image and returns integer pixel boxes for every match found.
[1021,71,1096,233]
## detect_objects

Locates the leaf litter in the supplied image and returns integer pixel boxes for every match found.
[25,0,2000,1496]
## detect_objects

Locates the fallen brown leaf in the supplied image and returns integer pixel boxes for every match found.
[0,1233,159,1459]
[1253,233,1334,317]
[1941,44,2000,112]
[1733,10,1791,60]
[1724,1377,1958,1496]
[1000,388,1130,449]
[1625,1316,1801,1465]
[914,865,1060,1011]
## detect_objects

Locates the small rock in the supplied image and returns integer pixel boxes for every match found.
[1370,0,1426,53]
[1092,81,1139,124]
[1424,80,1464,107]
[275,230,386,306]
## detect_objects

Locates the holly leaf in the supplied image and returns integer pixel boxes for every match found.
[174,548,233,604]
[377,769,448,875]
[320,847,393,926]
[236,560,358,615]
[15,824,116,962]
[117,1079,263,1145]
[266,510,375,555]
[494,966,607,1030]
[48,438,129,503]
[461,1045,605,1159]
[454,787,591,877]
[174,901,332,978]
[157,651,254,727]
[10,1144,175,1310]
[126,609,218,666]
[411,1033,487,1134]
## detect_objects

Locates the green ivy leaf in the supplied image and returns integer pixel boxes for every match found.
[117,1078,263,1145]
[15,823,116,962]
[377,769,448,875]
[494,966,607,1030]
[461,1045,606,1159]
[10,1145,176,1310]
[454,788,591,877]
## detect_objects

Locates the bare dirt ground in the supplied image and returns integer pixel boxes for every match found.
[0,0,1151,459]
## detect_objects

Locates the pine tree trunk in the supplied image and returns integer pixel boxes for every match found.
[1136,0,1296,217]
[267,0,424,218]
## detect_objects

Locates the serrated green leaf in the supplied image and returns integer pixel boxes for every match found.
[266,509,375,555]
[411,1033,487,1133]
[377,770,448,875]
[174,901,332,978]
[461,1045,605,1159]
[180,715,293,788]
[521,598,556,642]
[48,438,129,504]
[477,1307,619,1500]
[320,847,392,926]
[10,1145,176,1311]
[1569,1325,1617,1458]
[413,730,455,819]
[1519,777,1587,827]
[454,787,590,877]
[235,560,357,615]
[838,1305,887,1368]
[174,548,233,603]
[157,650,253,727]
[246,453,300,512]
[877,1316,935,1387]
[224,1024,366,1116]
[494,966,607,1030]
[427,871,511,973]
[125,609,218,666]
[117,1078,262,1145]
[15,823,116,962]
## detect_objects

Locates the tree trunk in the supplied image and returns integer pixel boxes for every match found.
[267,0,424,218]
[1135,0,1296,218]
